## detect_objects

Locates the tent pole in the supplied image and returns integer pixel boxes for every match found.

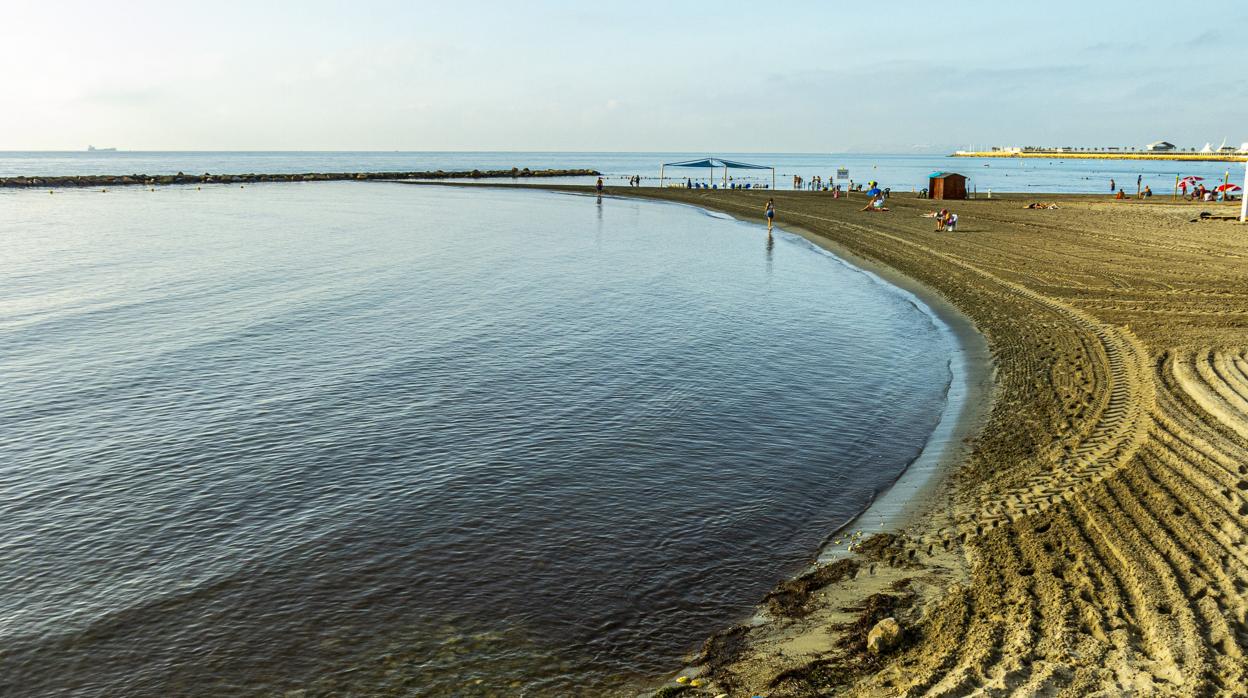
[723,164,727,188]
[771,168,775,190]
[659,165,664,189]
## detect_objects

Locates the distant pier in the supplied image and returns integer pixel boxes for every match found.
[952,150,1247,163]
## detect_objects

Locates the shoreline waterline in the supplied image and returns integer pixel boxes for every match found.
[402,182,997,693]
[782,225,993,557]
[629,194,994,543]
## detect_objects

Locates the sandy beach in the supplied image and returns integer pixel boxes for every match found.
[535,185,1248,696]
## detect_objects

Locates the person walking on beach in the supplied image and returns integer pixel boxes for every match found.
[596,177,604,194]
[764,198,775,232]
[1110,178,1115,192]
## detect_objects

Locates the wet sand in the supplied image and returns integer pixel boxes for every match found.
[413,182,1248,695]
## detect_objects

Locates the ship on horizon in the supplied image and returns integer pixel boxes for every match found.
[86,145,117,152]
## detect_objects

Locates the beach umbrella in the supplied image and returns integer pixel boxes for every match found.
[1215,183,1241,192]
[867,187,882,197]
[1178,176,1204,184]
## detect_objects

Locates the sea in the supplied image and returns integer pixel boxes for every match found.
[0,150,1242,194]
[0,180,958,695]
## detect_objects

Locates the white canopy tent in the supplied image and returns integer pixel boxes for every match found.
[659,157,775,190]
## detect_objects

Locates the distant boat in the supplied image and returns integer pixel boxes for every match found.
[86,145,117,152]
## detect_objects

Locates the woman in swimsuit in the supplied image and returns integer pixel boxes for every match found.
[764,199,775,232]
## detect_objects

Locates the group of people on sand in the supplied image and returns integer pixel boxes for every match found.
[790,174,852,193]
[627,175,641,187]
[1178,181,1235,202]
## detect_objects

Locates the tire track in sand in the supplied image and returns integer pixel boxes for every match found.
[780,210,1155,531]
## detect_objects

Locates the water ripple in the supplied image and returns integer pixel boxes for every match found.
[0,183,951,696]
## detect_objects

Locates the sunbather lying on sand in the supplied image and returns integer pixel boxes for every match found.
[1025,202,1059,209]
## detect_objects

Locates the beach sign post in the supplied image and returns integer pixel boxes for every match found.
[1240,160,1247,222]
[836,167,849,195]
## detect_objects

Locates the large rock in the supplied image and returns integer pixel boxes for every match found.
[866,617,902,654]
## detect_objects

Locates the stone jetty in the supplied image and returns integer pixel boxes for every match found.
[0,167,599,189]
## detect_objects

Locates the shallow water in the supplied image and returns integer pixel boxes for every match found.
[0,183,951,695]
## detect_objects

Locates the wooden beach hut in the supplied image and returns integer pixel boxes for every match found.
[929,172,967,200]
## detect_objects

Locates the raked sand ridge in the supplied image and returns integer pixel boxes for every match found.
[589,188,1248,697]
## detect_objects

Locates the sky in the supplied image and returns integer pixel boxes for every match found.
[1,0,1243,152]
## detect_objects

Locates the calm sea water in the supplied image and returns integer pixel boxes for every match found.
[0,150,1240,193]
[0,182,951,696]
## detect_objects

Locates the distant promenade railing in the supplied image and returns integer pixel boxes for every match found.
[0,167,600,189]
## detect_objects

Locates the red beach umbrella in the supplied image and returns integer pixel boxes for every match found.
[1215,183,1241,192]
[1178,176,1204,184]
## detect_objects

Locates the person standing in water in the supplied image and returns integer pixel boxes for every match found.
[764,198,775,232]
[595,176,604,194]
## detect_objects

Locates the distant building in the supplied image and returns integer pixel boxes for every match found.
[1145,141,1176,151]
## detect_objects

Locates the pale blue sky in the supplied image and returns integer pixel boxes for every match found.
[1,0,1242,151]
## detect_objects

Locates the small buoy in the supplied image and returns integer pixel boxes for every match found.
[676,676,690,684]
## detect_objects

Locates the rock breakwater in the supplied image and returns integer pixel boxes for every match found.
[0,167,599,189]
